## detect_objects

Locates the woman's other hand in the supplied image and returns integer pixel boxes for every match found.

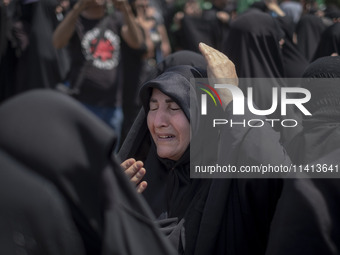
[121,158,148,193]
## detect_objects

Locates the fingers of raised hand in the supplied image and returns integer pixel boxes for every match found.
[199,42,237,80]
[199,42,229,63]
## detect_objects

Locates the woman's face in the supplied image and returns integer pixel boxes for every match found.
[147,88,190,161]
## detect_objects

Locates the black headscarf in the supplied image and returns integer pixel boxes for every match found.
[295,14,326,62]
[119,50,208,160]
[147,50,207,81]
[312,23,340,61]
[140,66,203,132]
[0,90,175,255]
[287,56,340,164]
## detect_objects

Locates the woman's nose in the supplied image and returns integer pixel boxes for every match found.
[153,109,169,128]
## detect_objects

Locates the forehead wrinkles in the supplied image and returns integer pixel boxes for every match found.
[149,98,176,104]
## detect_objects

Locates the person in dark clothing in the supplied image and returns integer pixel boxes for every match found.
[119,49,207,149]
[280,0,303,23]
[119,43,290,254]
[312,22,340,60]
[282,56,340,251]
[201,0,231,51]
[266,149,340,255]
[172,0,230,53]
[222,9,302,146]
[120,0,171,149]
[0,0,16,103]
[0,150,86,255]
[222,9,285,78]
[249,1,309,78]
[118,49,208,193]
[0,0,10,62]
[53,0,144,146]
[278,15,309,78]
[8,0,71,93]
[295,14,326,61]
[267,2,309,78]
[0,89,176,255]
[174,13,217,53]
[287,56,340,164]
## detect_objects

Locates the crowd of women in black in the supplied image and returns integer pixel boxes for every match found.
[0,0,340,254]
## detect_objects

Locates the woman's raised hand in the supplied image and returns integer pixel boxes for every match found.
[199,42,238,109]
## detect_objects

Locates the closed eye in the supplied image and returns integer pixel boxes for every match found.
[149,100,158,111]
[169,102,180,111]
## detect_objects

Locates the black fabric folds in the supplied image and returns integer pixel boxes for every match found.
[288,56,340,164]
[266,149,340,255]
[0,90,176,255]
[176,15,219,53]
[267,56,340,255]
[14,0,70,93]
[313,23,340,61]
[222,10,302,146]
[147,50,207,81]
[276,15,309,78]
[295,14,326,62]
[0,150,86,255]
[222,9,285,78]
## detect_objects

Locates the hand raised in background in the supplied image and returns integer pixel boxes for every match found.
[199,42,238,109]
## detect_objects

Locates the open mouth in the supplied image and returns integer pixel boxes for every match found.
[158,135,175,139]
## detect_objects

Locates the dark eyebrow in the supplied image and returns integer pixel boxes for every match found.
[165,98,175,103]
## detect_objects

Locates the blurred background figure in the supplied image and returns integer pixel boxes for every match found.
[280,0,303,23]
[0,89,176,255]
[52,0,144,148]
[287,56,340,164]
[312,17,340,59]
[295,11,327,61]
[120,0,171,147]
[0,0,71,104]
[171,0,234,53]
